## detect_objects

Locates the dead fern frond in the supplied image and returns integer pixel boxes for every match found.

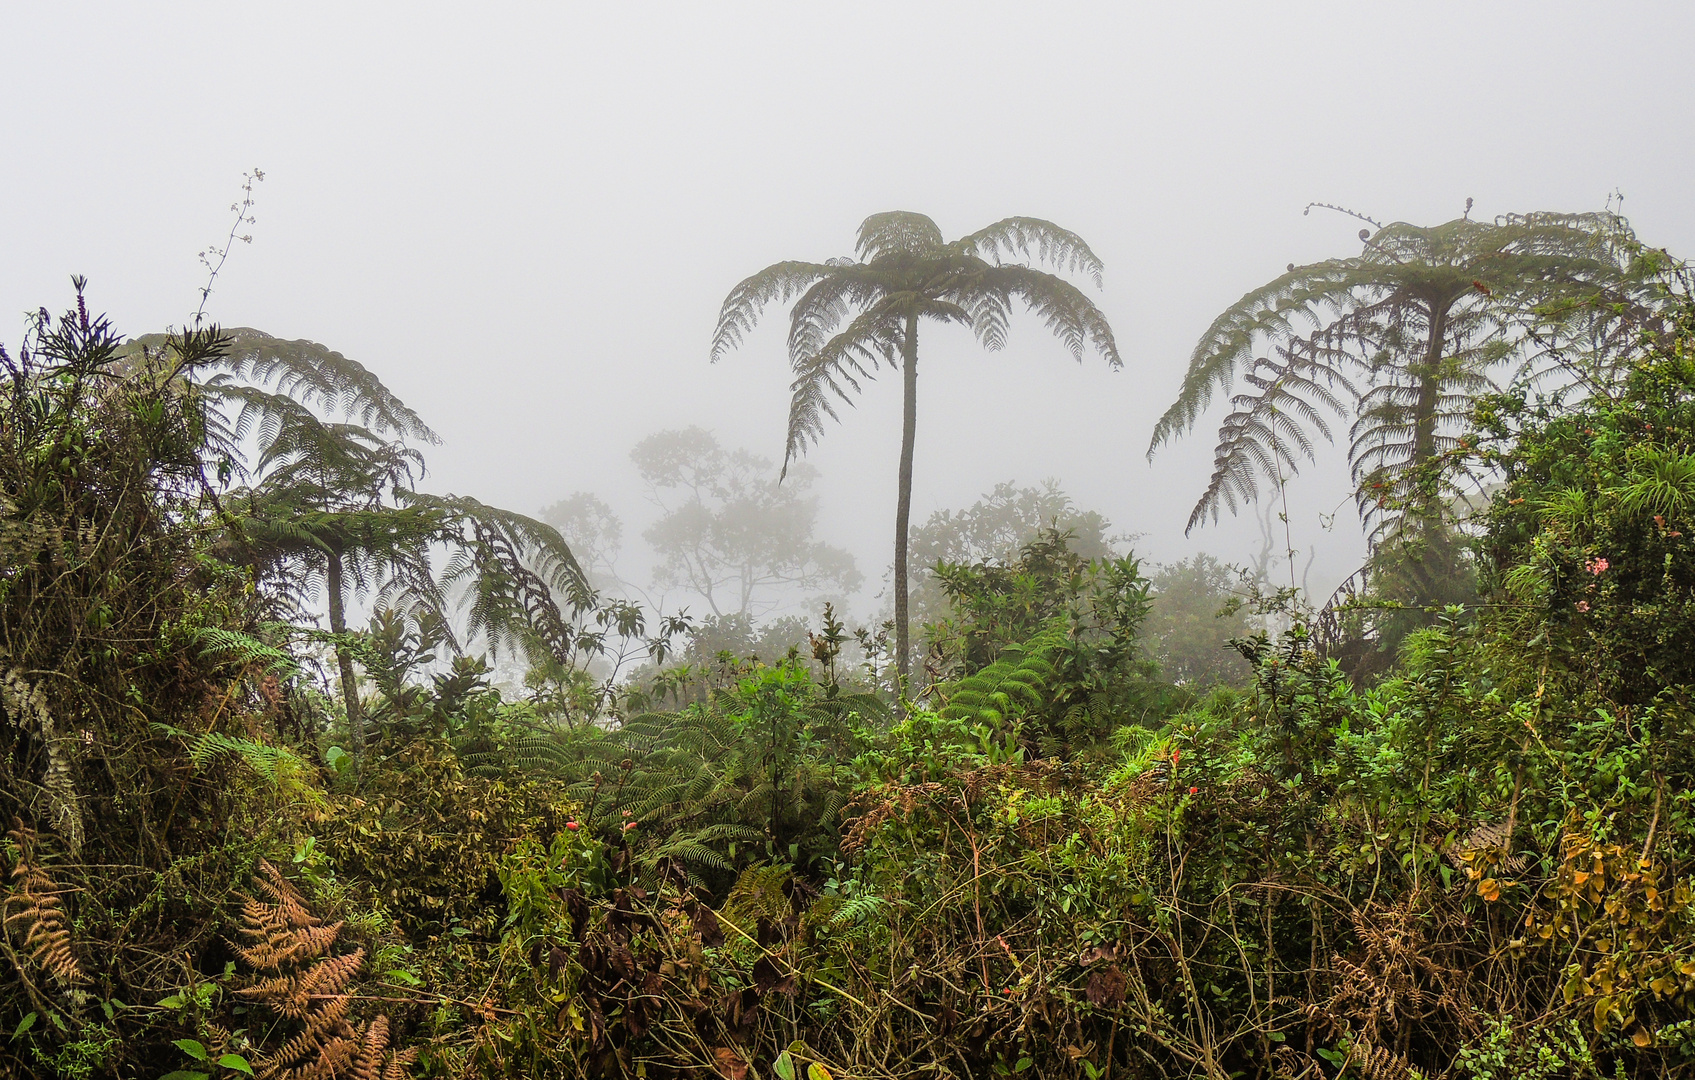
[232,860,413,1080]
[380,1047,420,1080]
[254,859,322,929]
[3,824,84,986]
[351,1015,392,1080]
[1349,1042,1416,1080]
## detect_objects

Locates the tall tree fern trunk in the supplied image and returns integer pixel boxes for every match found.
[325,549,364,760]
[894,312,919,683]
[1408,302,1450,539]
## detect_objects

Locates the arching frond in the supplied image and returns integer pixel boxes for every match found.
[981,264,1124,369]
[411,493,591,665]
[1150,260,1369,456]
[1186,349,1355,534]
[782,303,903,476]
[711,261,831,363]
[855,211,945,260]
[954,217,1106,287]
[128,327,436,442]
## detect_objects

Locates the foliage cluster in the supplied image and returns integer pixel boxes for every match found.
[5,219,1695,1080]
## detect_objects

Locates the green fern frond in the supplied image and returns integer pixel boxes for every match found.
[152,724,304,785]
[937,620,1068,726]
[191,626,301,678]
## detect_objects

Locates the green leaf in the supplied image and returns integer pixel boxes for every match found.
[218,1054,255,1076]
[1015,1058,1033,1073]
[173,1038,209,1061]
[774,1050,796,1080]
[807,1065,834,1080]
[158,994,186,1010]
[158,1073,209,1080]
[385,969,423,987]
[11,1012,36,1040]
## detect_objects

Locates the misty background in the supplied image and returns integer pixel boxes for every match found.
[4,1,1692,629]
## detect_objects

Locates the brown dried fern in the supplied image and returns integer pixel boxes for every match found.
[3,824,84,987]
[233,860,413,1080]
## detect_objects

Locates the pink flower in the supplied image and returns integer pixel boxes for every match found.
[1586,557,1610,575]
[623,821,637,831]
[1576,601,1590,613]
[566,821,580,830]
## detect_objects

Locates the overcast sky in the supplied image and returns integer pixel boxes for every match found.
[4,2,1691,621]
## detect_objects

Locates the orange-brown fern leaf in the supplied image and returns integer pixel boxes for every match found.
[293,920,343,961]
[235,897,306,972]
[300,947,365,999]
[237,972,311,1019]
[379,1046,419,1080]
[1350,1043,1415,1080]
[3,832,84,986]
[257,1009,355,1078]
[253,860,321,929]
[267,1029,357,1080]
[350,1015,391,1080]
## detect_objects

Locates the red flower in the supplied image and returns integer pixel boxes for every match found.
[1189,787,1199,795]
[565,821,580,830]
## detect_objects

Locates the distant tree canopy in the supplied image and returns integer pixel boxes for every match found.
[907,480,1117,661]
[1142,554,1252,687]
[712,211,1122,678]
[634,427,860,618]
[908,479,1116,568]
[540,491,625,595]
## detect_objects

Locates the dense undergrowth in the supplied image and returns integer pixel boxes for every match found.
[5,263,1695,1079]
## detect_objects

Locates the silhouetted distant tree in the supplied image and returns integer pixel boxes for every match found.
[633,427,859,618]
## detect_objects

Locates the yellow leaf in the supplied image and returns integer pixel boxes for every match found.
[1594,995,1614,1031]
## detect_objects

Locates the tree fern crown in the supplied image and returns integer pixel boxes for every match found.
[1148,211,1661,536]
[711,212,1123,476]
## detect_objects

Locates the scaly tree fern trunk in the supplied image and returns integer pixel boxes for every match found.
[325,548,364,760]
[894,311,919,682]
[1407,301,1450,537]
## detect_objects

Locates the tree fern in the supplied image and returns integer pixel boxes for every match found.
[713,211,1123,676]
[1152,210,1665,542]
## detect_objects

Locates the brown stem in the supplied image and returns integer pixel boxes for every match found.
[1642,778,1664,866]
[894,310,918,685]
[325,549,363,761]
